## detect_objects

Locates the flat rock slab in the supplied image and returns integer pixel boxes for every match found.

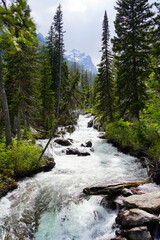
[116,208,159,227]
[124,191,160,212]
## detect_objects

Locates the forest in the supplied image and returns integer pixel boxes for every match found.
[0,0,160,192]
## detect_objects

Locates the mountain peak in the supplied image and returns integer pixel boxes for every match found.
[65,49,97,74]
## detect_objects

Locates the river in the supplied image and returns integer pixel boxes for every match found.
[0,114,159,240]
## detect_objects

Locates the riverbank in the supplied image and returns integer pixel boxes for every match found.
[83,181,160,240]
[88,115,160,185]
[0,140,55,199]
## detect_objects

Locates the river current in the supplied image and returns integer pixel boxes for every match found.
[0,114,159,240]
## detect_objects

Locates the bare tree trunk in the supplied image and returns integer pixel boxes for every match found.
[0,65,12,146]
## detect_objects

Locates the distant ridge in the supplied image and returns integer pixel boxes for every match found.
[65,49,97,75]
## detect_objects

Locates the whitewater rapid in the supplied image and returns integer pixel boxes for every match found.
[0,114,158,240]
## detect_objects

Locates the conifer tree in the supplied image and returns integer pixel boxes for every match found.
[47,4,65,117]
[95,11,113,122]
[112,0,154,120]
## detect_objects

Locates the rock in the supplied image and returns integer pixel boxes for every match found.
[77,152,90,156]
[0,178,18,198]
[116,208,159,227]
[81,141,92,147]
[54,138,72,146]
[100,196,117,210]
[87,119,93,128]
[121,188,133,197]
[110,237,127,240]
[119,226,152,240]
[39,156,55,172]
[65,148,90,156]
[98,133,107,139]
[83,181,148,196]
[66,148,79,155]
[124,191,160,212]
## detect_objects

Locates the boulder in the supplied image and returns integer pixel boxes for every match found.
[77,152,90,156]
[119,226,152,240]
[66,148,79,155]
[81,141,92,147]
[54,138,72,146]
[124,191,160,213]
[116,208,159,227]
[121,188,133,197]
[98,133,107,139]
[87,119,93,128]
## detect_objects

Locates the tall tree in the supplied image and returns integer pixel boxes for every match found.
[95,11,113,122]
[47,4,65,117]
[112,0,154,120]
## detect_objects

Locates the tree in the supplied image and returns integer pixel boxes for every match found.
[47,4,65,117]
[95,11,113,122]
[112,0,154,120]
[0,0,38,142]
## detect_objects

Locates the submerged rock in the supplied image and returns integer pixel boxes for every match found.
[54,138,72,146]
[116,208,159,227]
[65,148,90,156]
[81,141,92,147]
[124,191,160,212]
[87,119,93,128]
[66,148,79,155]
[77,152,90,156]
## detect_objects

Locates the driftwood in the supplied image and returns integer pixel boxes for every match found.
[83,181,150,196]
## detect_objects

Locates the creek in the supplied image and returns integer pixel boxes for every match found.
[0,114,159,240]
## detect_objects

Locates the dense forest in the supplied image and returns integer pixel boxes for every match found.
[0,0,160,190]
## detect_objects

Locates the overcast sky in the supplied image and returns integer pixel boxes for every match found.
[27,0,155,66]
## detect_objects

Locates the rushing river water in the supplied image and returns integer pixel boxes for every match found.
[0,114,159,240]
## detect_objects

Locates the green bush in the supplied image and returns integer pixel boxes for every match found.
[106,119,160,160]
[0,140,42,177]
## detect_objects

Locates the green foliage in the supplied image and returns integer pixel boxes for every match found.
[0,140,41,177]
[106,119,160,160]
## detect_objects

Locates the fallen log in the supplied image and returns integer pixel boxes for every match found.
[83,181,150,196]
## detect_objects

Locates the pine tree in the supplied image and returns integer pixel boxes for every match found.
[1,0,38,140]
[47,4,65,117]
[95,11,113,122]
[112,0,154,120]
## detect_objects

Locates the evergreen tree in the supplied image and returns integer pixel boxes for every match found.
[95,11,113,122]
[3,1,38,140]
[112,0,154,120]
[38,46,55,135]
[47,4,65,117]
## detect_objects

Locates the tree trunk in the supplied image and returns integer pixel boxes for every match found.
[0,65,12,146]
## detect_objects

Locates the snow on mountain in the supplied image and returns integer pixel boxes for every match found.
[65,49,97,74]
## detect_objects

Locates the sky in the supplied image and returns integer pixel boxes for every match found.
[27,0,155,67]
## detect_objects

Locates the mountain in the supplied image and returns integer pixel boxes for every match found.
[65,49,97,75]
[36,32,46,47]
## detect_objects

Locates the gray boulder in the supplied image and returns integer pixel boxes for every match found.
[119,226,152,240]
[116,208,159,227]
[124,191,160,212]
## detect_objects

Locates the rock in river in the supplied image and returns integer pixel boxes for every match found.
[124,191,160,213]
[116,208,159,227]
[118,226,152,240]
[54,138,72,146]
